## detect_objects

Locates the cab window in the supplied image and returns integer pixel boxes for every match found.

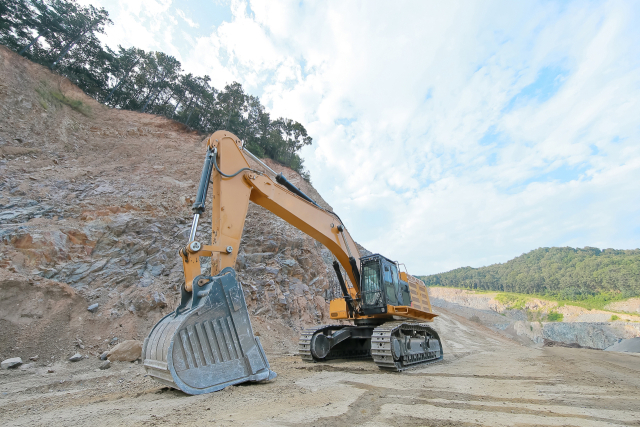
[383,264,398,305]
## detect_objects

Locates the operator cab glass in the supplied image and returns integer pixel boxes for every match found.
[360,254,411,315]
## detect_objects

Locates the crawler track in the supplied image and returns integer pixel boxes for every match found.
[298,324,372,362]
[371,322,443,371]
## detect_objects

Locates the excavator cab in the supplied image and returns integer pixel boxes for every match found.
[360,254,412,315]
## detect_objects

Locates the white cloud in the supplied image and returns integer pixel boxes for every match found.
[176,9,199,28]
[80,0,640,274]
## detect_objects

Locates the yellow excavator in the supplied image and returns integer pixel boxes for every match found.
[142,130,442,395]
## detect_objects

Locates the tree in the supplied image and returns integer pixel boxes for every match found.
[0,0,36,52]
[419,247,640,299]
[104,46,144,104]
[49,2,111,69]
[138,51,181,113]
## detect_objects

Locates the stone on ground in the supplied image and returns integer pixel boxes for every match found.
[69,353,83,362]
[99,360,111,370]
[107,340,142,362]
[1,357,23,369]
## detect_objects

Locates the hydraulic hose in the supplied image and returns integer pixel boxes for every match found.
[213,147,260,178]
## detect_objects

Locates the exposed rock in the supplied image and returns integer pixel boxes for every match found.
[432,288,640,349]
[605,298,640,314]
[0,44,346,362]
[29,355,38,361]
[605,337,640,353]
[1,357,23,369]
[99,351,108,360]
[99,360,111,370]
[69,353,83,362]
[87,303,99,312]
[107,340,142,362]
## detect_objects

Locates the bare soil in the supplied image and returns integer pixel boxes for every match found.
[1,307,639,426]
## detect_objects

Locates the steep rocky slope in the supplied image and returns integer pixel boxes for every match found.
[0,46,342,363]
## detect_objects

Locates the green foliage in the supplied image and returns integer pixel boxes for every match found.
[494,293,528,310]
[0,0,312,179]
[610,315,620,321]
[420,247,640,300]
[50,90,90,115]
[36,83,91,116]
[547,312,563,322]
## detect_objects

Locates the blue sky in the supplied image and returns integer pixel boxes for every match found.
[80,0,640,274]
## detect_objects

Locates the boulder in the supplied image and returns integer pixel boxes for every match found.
[107,340,142,362]
[1,357,23,369]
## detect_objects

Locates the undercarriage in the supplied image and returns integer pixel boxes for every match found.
[298,321,443,371]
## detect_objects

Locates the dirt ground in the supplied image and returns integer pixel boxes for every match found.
[1,307,639,427]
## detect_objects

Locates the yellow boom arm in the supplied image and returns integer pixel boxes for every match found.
[180,130,361,294]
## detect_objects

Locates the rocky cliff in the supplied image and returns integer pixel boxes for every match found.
[0,46,342,363]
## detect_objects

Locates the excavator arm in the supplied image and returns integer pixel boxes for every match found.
[180,130,362,299]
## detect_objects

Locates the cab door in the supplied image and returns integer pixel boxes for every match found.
[361,259,387,314]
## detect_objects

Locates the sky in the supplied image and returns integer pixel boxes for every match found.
[79,0,640,275]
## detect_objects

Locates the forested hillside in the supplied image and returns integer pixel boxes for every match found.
[0,0,311,179]
[419,247,640,300]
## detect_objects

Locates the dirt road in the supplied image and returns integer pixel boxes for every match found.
[1,307,639,426]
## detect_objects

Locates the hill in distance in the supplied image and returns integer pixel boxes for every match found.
[419,246,640,301]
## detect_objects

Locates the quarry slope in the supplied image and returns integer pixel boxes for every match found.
[0,45,338,362]
[429,287,640,350]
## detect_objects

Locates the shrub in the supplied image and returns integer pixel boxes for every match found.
[547,311,563,322]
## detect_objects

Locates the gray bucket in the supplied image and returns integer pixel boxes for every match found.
[143,268,276,394]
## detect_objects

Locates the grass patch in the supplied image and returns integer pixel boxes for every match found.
[434,286,639,317]
[547,311,563,322]
[494,293,529,310]
[36,83,91,116]
[610,314,620,321]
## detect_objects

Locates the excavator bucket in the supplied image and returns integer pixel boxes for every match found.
[142,268,276,395]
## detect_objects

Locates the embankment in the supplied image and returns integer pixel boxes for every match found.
[429,287,640,350]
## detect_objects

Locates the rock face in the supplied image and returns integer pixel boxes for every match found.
[605,298,640,314]
[512,320,640,349]
[1,357,23,369]
[0,46,348,362]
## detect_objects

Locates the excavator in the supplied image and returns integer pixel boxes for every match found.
[142,130,442,395]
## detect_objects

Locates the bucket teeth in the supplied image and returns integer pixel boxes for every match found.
[143,268,276,395]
